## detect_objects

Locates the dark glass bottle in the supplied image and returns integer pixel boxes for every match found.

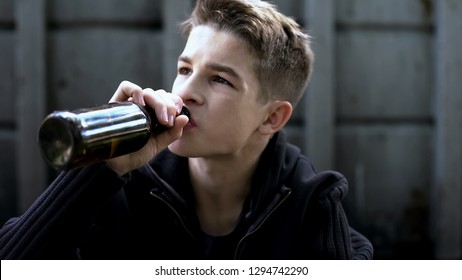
[38,102,189,169]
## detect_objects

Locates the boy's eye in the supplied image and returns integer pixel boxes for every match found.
[213,76,233,87]
[178,67,192,75]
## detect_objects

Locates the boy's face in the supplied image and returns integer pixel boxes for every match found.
[169,25,270,158]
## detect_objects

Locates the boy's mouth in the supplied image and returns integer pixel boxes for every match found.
[186,116,197,128]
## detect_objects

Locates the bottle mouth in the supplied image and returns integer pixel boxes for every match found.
[38,117,75,169]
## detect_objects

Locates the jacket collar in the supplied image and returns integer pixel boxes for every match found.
[140,130,301,228]
[246,131,300,221]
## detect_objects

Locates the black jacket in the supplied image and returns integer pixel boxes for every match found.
[0,131,373,259]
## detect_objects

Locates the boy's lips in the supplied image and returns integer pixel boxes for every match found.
[186,116,197,128]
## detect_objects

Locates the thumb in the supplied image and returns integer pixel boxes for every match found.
[150,115,189,152]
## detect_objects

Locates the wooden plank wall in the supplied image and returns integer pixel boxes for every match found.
[433,0,462,259]
[333,0,436,259]
[303,0,335,171]
[0,0,16,226]
[16,0,48,216]
[0,0,460,259]
[47,0,164,109]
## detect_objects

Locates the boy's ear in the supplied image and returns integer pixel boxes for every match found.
[259,101,293,135]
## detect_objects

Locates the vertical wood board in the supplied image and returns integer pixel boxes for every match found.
[48,0,161,23]
[336,0,434,25]
[0,132,17,225]
[303,0,335,171]
[49,29,163,110]
[0,32,15,122]
[162,0,191,89]
[15,0,47,211]
[336,30,433,119]
[272,0,304,21]
[0,0,14,22]
[337,125,433,215]
[337,124,433,258]
[433,0,462,260]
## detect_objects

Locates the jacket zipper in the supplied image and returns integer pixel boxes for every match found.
[234,189,292,259]
[149,191,196,240]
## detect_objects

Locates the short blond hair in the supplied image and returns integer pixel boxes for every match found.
[181,0,314,107]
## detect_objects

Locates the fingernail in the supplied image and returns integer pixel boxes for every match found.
[176,104,182,114]
[162,110,169,124]
[169,115,174,126]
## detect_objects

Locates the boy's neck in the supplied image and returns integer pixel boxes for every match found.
[188,137,269,236]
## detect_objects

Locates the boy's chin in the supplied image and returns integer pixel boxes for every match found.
[167,142,194,158]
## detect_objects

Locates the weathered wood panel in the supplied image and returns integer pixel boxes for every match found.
[334,0,436,259]
[0,0,13,22]
[337,124,433,258]
[48,0,162,23]
[0,0,15,225]
[162,0,191,89]
[337,125,433,215]
[49,29,164,109]
[0,32,15,123]
[15,0,47,212]
[336,30,433,119]
[303,0,335,171]
[272,0,304,21]
[433,0,462,259]
[0,132,16,225]
[336,0,434,25]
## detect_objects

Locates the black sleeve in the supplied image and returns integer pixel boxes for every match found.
[302,170,374,259]
[0,163,128,259]
[349,226,374,260]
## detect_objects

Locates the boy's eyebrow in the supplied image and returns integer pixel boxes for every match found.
[178,55,241,80]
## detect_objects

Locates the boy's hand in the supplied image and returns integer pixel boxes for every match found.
[105,81,189,176]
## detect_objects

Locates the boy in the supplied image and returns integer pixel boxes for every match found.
[0,0,372,259]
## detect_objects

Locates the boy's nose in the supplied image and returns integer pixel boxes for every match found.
[174,77,204,106]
